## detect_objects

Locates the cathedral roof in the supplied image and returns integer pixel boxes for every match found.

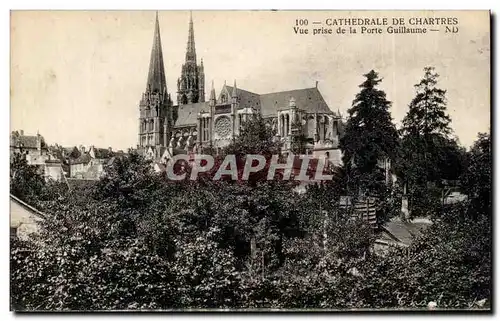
[146,12,167,94]
[172,86,335,127]
[224,85,261,109]
[174,102,210,127]
[259,87,333,117]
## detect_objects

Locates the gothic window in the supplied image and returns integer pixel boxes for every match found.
[204,119,210,141]
[323,117,329,140]
[215,116,231,138]
[221,93,227,104]
[284,114,290,136]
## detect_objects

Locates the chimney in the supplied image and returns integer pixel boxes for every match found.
[19,130,24,136]
[315,81,318,88]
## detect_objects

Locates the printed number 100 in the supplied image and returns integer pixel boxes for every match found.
[295,19,308,26]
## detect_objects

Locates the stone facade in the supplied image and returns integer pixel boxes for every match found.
[138,13,344,165]
[10,130,65,181]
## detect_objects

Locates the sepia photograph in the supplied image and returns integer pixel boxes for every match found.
[9,9,491,311]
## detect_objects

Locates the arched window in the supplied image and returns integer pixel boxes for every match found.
[323,117,329,140]
[279,114,284,136]
[285,114,290,136]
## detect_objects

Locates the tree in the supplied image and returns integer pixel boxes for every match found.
[397,67,465,217]
[358,209,491,309]
[339,70,398,195]
[10,153,47,204]
[461,132,491,219]
[223,113,281,157]
[401,67,451,138]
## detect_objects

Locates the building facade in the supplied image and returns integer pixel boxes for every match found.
[138,13,344,165]
[10,130,65,181]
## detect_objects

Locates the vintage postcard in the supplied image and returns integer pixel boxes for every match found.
[10,10,491,311]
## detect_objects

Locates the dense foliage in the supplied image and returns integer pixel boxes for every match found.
[10,69,491,311]
[396,67,466,217]
[339,70,398,196]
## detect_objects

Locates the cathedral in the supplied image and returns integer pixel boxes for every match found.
[138,12,343,165]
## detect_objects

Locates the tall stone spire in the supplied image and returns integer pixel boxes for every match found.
[177,11,204,105]
[185,11,196,63]
[146,11,167,94]
[139,11,172,152]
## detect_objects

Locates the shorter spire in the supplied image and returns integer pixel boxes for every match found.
[232,80,238,97]
[210,80,216,101]
[185,10,196,62]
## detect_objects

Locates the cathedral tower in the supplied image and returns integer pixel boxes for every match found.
[177,12,205,105]
[138,12,173,151]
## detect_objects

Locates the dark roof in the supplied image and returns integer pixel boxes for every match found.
[260,87,332,117]
[173,86,334,127]
[175,102,210,127]
[381,220,432,246]
[225,85,261,110]
[10,134,46,149]
[70,153,92,165]
[92,148,113,159]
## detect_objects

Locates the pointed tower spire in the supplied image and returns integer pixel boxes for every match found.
[210,80,216,101]
[232,80,238,97]
[146,11,167,94]
[185,11,196,62]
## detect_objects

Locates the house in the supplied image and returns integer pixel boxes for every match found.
[374,217,432,255]
[10,130,65,181]
[10,194,45,241]
[69,145,115,180]
[10,130,48,164]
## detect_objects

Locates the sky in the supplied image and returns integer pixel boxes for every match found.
[10,10,490,150]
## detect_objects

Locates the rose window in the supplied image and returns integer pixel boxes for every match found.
[215,116,231,137]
